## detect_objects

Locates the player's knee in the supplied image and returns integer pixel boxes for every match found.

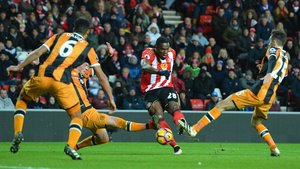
[166,102,180,114]
[70,111,82,119]
[95,132,110,144]
[250,117,260,128]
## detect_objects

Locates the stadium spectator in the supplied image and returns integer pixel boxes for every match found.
[212,7,228,46]
[207,37,221,60]
[196,28,208,47]
[186,34,204,58]
[131,36,144,57]
[222,69,242,98]
[47,96,60,109]
[0,88,14,109]
[161,25,174,47]
[284,37,297,58]
[236,28,252,57]
[256,15,274,45]
[179,91,191,110]
[171,71,185,94]
[7,85,18,105]
[126,55,141,81]
[133,5,150,32]
[116,67,136,90]
[212,60,227,91]
[173,34,188,52]
[274,0,289,24]
[99,22,117,47]
[264,9,275,28]
[131,25,145,44]
[193,69,215,100]
[145,22,161,46]
[292,71,300,111]
[122,87,145,109]
[240,70,256,89]
[91,89,110,110]
[0,10,11,30]
[175,17,193,38]
[0,50,13,86]
[4,39,18,64]
[206,91,220,111]
[181,69,193,99]
[222,18,242,58]
[258,0,273,15]
[184,58,200,79]
[93,1,110,26]
[113,80,128,109]
[244,9,258,28]
[200,50,215,71]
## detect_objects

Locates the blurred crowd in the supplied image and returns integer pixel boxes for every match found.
[0,0,300,111]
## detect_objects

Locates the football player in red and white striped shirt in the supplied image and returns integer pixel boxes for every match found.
[140,36,193,155]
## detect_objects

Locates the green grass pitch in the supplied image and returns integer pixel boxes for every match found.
[0,142,299,169]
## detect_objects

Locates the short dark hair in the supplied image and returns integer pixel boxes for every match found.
[155,36,170,46]
[271,29,287,46]
[74,18,90,34]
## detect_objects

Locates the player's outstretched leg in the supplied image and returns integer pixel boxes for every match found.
[76,129,109,150]
[109,116,154,131]
[156,117,182,155]
[190,96,236,137]
[252,116,280,157]
[189,107,222,137]
[11,99,27,153]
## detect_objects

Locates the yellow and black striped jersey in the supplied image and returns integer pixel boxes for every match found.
[37,32,99,84]
[251,47,288,103]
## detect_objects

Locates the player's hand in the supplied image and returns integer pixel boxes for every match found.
[157,70,171,79]
[260,73,272,84]
[6,65,21,75]
[106,42,114,56]
[107,99,117,114]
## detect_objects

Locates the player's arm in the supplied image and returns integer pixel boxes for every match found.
[93,65,116,113]
[141,58,171,78]
[87,47,116,113]
[7,45,47,73]
[261,48,278,84]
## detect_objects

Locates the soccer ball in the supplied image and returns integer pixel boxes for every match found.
[156,128,174,145]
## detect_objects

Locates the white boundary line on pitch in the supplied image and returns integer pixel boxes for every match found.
[0,166,52,169]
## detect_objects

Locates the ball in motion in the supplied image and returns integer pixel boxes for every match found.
[156,128,174,145]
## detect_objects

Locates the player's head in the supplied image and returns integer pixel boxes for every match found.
[74,18,90,36]
[269,29,287,47]
[155,36,170,60]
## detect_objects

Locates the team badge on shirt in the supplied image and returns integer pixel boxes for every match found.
[160,63,168,70]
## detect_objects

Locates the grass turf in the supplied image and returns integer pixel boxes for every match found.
[0,142,299,169]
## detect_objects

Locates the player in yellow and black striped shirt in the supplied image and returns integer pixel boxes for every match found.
[7,18,116,160]
[179,30,287,157]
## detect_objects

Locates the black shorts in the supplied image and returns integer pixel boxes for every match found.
[143,87,179,110]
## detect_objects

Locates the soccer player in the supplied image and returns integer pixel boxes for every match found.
[180,30,287,156]
[7,18,116,160]
[140,36,193,155]
[71,59,153,150]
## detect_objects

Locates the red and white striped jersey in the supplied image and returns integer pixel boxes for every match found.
[140,47,176,93]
